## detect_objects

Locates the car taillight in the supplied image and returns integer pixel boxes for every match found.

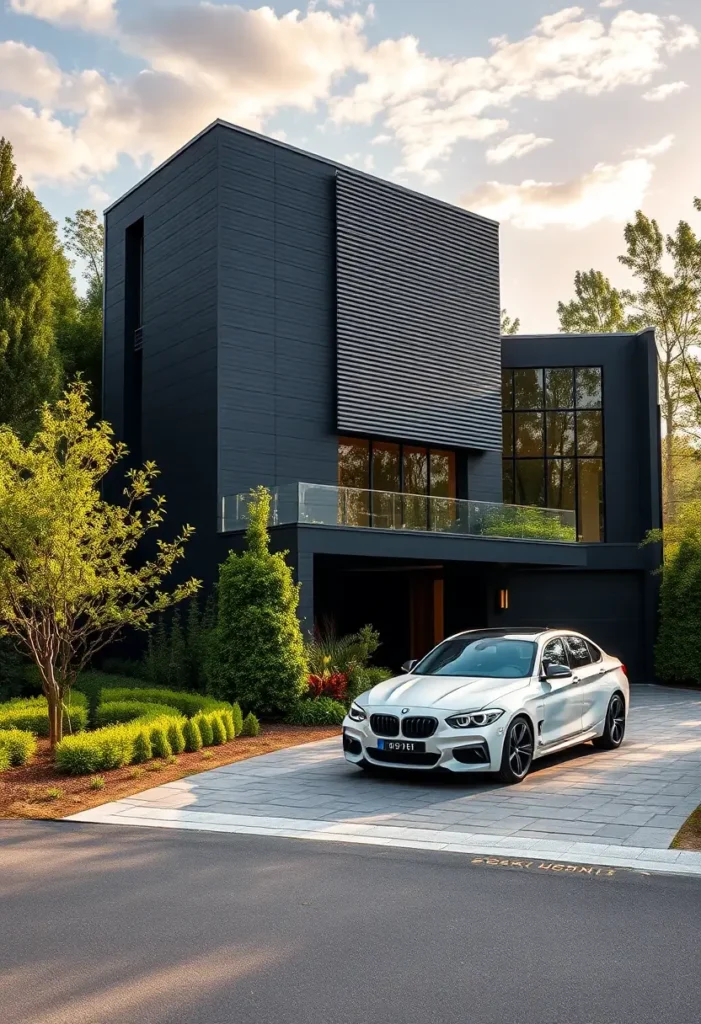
[620,663,627,677]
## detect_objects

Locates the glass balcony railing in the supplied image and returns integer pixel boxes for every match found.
[220,483,577,542]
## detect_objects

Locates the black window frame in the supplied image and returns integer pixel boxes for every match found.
[501,366,605,541]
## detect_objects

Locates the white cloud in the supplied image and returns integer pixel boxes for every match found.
[642,80,689,101]
[600,0,625,8]
[9,0,116,31]
[0,3,697,187]
[486,133,553,164]
[88,183,110,205]
[330,7,698,177]
[462,158,654,230]
[629,134,675,157]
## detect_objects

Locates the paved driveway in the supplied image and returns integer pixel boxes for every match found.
[72,686,701,871]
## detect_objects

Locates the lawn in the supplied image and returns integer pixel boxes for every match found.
[0,725,340,820]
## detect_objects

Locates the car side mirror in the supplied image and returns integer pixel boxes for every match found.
[402,659,418,673]
[544,662,572,680]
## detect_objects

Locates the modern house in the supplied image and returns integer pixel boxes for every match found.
[103,120,662,680]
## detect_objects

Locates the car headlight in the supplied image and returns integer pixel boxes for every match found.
[348,703,367,722]
[446,709,504,729]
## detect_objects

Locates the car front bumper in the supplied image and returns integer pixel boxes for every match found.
[342,710,506,773]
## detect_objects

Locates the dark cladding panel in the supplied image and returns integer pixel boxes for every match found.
[335,170,501,450]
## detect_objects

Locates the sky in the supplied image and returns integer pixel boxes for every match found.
[0,0,699,328]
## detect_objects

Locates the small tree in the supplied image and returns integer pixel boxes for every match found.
[216,486,307,715]
[0,382,200,746]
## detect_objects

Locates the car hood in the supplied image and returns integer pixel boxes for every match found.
[363,673,530,711]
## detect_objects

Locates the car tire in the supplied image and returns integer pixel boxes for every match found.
[592,692,626,750]
[497,716,534,784]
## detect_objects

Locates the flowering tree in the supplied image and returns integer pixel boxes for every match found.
[0,382,200,746]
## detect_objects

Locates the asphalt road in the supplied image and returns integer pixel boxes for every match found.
[1,821,700,1024]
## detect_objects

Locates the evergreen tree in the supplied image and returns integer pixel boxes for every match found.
[216,486,307,715]
[0,138,74,435]
[168,608,187,690]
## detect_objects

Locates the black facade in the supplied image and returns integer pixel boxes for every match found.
[104,120,662,682]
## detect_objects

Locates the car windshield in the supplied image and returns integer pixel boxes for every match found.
[413,636,537,679]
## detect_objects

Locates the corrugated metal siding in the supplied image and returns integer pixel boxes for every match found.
[335,170,502,450]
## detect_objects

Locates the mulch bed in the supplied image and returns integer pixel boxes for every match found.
[671,804,701,851]
[0,725,341,821]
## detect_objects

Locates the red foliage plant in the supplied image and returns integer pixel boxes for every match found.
[307,673,348,700]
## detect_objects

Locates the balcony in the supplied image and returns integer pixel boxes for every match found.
[220,483,577,543]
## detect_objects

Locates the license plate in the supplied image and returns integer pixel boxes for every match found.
[377,739,426,753]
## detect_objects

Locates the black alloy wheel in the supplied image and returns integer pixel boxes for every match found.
[497,717,534,784]
[593,693,626,750]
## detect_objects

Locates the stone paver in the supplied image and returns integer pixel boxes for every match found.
[70,686,701,872]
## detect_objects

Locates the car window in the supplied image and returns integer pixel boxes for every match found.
[586,641,602,663]
[565,635,592,668]
[413,637,537,678]
[542,637,568,669]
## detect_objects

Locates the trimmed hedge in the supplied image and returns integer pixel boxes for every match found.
[167,720,186,754]
[183,718,202,752]
[0,693,88,736]
[232,703,243,736]
[95,700,183,728]
[99,686,233,719]
[210,714,226,745]
[55,713,182,774]
[287,698,346,726]
[0,728,37,766]
[0,747,10,772]
[151,727,172,759]
[194,713,213,746]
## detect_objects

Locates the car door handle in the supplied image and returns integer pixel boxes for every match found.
[598,667,606,675]
[572,675,580,683]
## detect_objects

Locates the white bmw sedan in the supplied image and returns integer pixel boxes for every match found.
[342,628,629,784]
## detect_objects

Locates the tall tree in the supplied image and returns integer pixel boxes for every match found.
[501,309,520,335]
[60,208,104,415]
[0,137,74,435]
[0,381,200,746]
[557,270,630,333]
[619,210,701,514]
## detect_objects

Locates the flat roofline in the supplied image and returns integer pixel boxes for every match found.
[104,118,499,229]
[502,329,654,340]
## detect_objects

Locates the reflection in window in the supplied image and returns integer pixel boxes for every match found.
[516,460,545,507]
[514,368,544,409]
[578,459,604,542]
[338,436,370,526]
[337,438,457,531]
[515,412,543,456]
[501,366,605,540]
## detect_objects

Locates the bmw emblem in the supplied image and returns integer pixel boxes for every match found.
[401,708,410,714]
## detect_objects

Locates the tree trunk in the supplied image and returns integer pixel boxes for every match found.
[47,690,62,749]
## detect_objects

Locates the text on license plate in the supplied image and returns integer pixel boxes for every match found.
[377,740,426,752]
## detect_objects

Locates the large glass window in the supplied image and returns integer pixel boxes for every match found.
[501,366,604,541]
[337,437,457,530]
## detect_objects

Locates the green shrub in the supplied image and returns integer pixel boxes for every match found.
[150,727,172,759]
[241,712,261,736]
[210,714,226,745]
[656,535,701,683]
[90,775,105,790]
[216,487,307,715]
[232,703,243,736]
[287,698,346,726]
[346,666,394,704]
[195,713,214,746]
[55,713,179,774]
[0,693,88,736]
[167,719,186,754]
[220,709,235,741]
[0,747,11,772]
[99,686,232,719]
[183,718,202,752]
[0,728,38,766]
[306,623,380,678]
[132,731,152,764]
[95,700,182,728]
